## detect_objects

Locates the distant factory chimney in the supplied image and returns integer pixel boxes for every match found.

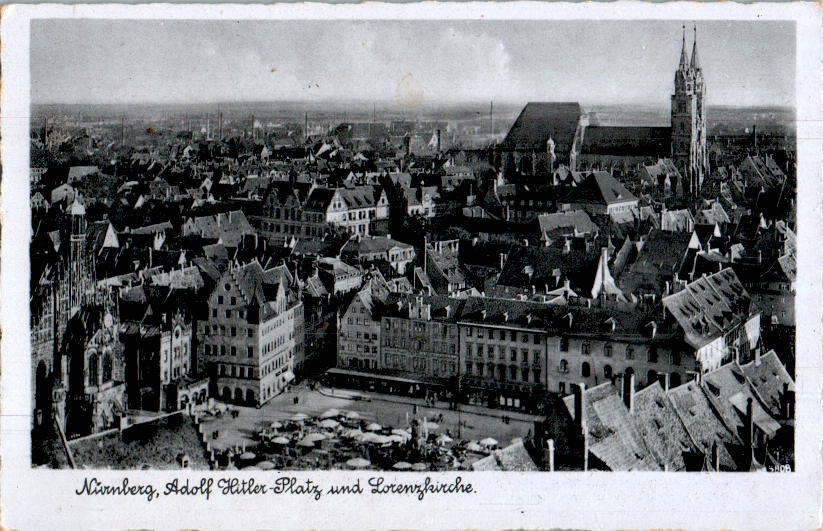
[489,101,494,136]
[218,110,223,140]
[304,111,309,141]
[435,129,441,153]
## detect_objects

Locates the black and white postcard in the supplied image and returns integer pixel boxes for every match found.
[1,3,821,530]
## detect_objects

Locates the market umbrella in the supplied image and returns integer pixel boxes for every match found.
[271,436,290,445]
[240,451,256,460]
[411,463,428,471]
[345,411,361,420]
[357,432,381,443]
[346,457,371,469]
[320,408,340,419]
[373,434,393,445]
[392,461,412,470]
[466,441,482,452]
[343,428,363,438]
[290,413,309,422]
[258,461,277,470]
[305,432,327,442]
[365,423,382,432]
[480,437,499,447]
[387,434,407,444]
[391,428,411,439]
[319,419,340,429]
[269,421,283,429]
[297,438,316,447]
[436,434,453,444]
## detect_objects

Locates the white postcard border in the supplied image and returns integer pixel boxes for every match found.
[2,3,821,531]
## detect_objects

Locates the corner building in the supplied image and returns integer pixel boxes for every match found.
[198,261,302,406]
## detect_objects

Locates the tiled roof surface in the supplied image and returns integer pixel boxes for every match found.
[500,102,582,152]
[631,383,695,471]
[662,268,751,350]
[581,126,671,157]
[566,171,638,206]
[668,380,740,469]
[739,350,794,417]
[470,441,539,471]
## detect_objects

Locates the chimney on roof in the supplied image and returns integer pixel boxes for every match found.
[623,372,635,413]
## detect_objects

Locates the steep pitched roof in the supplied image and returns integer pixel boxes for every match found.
[536,210,598,235]
[668,379,740,470]
[567,171,637,206]
[470,441,539,471]
[563,383,658,471]
[500,102,583,152]
[738,350,794,417]
[662,268,752,359]
[580,126,671,157]
[703,362,782,439]
[630,382,695,471]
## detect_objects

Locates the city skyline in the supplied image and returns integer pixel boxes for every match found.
[32,19,795,107]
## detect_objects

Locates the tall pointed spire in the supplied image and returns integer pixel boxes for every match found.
[690,24,701,70]
[678,24,689,69]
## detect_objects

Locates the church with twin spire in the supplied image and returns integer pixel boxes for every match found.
[498,26,710,198]
[671,26,710,197]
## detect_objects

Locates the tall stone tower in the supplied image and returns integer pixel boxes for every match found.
[671,26,709,197]
[68,197,88,312]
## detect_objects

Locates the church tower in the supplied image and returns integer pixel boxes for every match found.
[671,26,709,197]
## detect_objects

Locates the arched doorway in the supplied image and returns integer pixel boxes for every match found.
[245,389,255,405]
[581,362,591,378]
[222,386,231,401]
[234,388,243,403]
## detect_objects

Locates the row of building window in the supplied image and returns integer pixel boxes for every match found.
[466,327,540,344]
[205,344,254,358]
[204,325,254,338]
[467,362,541,384]
[219,363,255,379]
[383,337,457,354]
[261,354,287,376]
[465,343,540,364]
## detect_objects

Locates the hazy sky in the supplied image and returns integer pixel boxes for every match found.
[31,19,795,107]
